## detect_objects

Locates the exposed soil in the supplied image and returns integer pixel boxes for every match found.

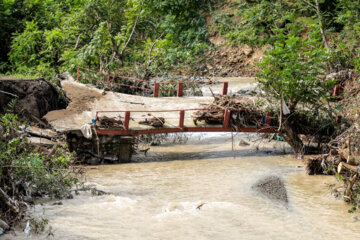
[44,81,102,123]
[197,45,263,77]
[0,78,68,124]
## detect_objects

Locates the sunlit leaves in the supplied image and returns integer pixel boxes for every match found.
[257,21,334,112]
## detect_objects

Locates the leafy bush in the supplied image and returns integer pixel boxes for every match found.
[0,114,79,225]
[3,0,214,78]
[257,21,335,112]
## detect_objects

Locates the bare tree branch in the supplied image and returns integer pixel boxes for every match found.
[74,34,81,50]
[0,187,19,213]
[147,31,165,67]
[300,0,330,50]
[299,0,316,10]
[120,7,142,56]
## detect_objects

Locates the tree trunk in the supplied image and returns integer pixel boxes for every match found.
[281,114,304,159]
[314,0,330,50]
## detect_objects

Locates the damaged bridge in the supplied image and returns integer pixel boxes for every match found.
[44,78,277,164]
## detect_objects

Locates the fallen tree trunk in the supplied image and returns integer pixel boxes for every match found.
[281,114,304,159]
[0,187,19,213]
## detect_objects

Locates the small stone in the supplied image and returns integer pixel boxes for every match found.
[51,201,63,206]
[239,139,250,146]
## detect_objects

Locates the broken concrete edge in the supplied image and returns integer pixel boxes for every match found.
[22,126,57,139]
[66,129,134,164]
[26,137,57,147]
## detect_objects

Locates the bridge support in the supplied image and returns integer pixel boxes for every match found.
[107,74,111,86]
[179,110,185,128]
[66,130,133,164]
[177,82,183,97]
[223,109,231,128]
[154,83,160,97]
[124,111,131,130]
[222,82,228,96]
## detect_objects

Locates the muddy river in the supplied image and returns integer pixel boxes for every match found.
[6,133,360,240]
[5,78,360,239]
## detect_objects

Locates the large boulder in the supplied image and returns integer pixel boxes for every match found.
[253,176,288,205]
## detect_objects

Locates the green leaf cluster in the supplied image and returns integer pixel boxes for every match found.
[1,0,213,78]
[257,20,335,112]
[0,113,78,213]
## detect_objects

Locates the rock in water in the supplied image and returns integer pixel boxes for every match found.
[253,176,288,205]
[239,139,250,146]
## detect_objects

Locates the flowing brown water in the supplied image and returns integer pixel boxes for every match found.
[6,78,360,239]
[7,133,359,240]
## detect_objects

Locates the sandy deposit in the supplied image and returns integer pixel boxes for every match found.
[44,80,214,132]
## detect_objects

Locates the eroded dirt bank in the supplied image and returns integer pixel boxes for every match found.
[0,78,68,123]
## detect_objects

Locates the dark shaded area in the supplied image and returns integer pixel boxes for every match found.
[0,78,68,125]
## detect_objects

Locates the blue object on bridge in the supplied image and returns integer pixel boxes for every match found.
[92,118,96,125]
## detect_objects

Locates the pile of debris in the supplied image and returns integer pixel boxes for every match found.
[193,95,273,128]
[139,117,165,127]
[305,71,360,204]
[96,116,124,129]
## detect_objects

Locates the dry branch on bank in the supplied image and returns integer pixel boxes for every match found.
[96,116,124,129]
[139,117,165,127]
[0,114,81,230]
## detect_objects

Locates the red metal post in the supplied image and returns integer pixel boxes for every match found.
[222,82,228,96]
[177,82,183,97]
[77,67,80,82]
[154,83,160,97]
[124,111,131,130]
[265,112,272,126]
[107,74,111,86]
[223,109,231,128]
[179,110,185,128]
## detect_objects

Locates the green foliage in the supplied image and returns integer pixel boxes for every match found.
[0,113,79,224]
[2,0,213,78]
[212,0,300,47]
[257,21,335,112]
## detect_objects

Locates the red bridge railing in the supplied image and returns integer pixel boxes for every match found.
[94,109,276,136]
[77,67,228,97]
